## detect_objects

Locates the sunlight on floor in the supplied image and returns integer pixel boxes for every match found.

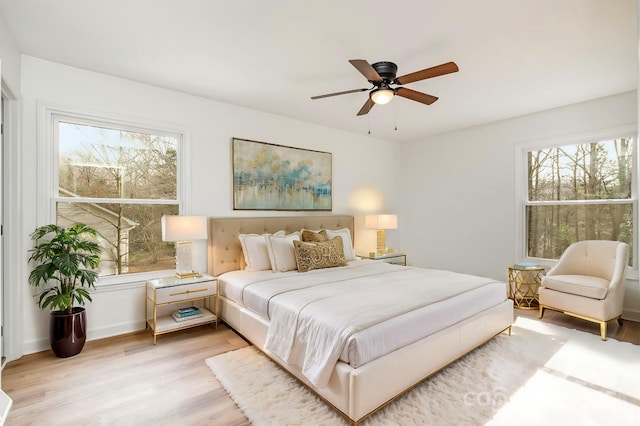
[488,317,640,425]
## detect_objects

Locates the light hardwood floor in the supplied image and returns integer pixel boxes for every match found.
[3,311,638,425]
[3,324,252,425]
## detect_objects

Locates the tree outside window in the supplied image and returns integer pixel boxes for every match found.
[526,137,635,266]
[56,120,179,276]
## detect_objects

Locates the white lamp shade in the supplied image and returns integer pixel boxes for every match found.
[161,215,208,242]
[365,214,398,230]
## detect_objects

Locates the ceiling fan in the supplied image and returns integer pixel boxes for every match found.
[311,59,459,116]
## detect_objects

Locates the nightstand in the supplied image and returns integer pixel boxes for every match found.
[358,252,407,266]
[146,273,218,344]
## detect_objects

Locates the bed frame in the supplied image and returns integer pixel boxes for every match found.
[207,215,513,425]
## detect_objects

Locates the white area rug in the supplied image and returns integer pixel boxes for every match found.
[206,317,640,425]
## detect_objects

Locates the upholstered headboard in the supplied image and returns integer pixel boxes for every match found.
[207,215,355,277]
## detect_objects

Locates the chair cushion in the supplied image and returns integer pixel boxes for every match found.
[542,274,609,300]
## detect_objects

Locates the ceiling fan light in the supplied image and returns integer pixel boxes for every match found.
[371,88,394,105]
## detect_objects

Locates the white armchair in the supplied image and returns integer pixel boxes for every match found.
[538,240,629,340]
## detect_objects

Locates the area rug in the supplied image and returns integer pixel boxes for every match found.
[206,317,640,425]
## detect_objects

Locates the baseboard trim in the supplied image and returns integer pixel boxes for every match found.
[88,320,147,341]
[23,309,639,358]
[22,320,147,356]
[622,308,640,323]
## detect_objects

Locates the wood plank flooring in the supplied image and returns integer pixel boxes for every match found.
[2,324,252,425]
[3,311,638,425]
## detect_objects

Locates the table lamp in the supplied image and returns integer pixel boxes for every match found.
[161,215,208,278]
[365,214,398,254]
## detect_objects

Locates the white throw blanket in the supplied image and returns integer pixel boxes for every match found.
[262,263,498,388]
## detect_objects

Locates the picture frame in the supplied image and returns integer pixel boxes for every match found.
[232,138,332,211]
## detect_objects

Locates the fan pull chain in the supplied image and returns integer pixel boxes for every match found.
[394,101,398,131]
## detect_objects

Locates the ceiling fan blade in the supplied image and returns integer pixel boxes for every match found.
[349,59,382,83]
[395,61,459,85]
[357,98,375,116]
[311,88,369,100]
[396,87,439,105]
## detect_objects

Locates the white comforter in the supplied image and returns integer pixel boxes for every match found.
[252,262,500,388]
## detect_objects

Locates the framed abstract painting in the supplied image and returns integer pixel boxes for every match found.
[232,138,332,211]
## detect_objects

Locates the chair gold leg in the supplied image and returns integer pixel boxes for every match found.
[600,322,607,341]
[539,306,614,342]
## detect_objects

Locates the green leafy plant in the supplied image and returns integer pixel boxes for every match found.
[28,224,102,313]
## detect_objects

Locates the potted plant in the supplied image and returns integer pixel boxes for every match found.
[28,223,102,358]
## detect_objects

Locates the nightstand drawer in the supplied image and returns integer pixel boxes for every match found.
[154,281,216,304]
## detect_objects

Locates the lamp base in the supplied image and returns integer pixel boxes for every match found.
[175,241,198,279]
[376,230,387,254]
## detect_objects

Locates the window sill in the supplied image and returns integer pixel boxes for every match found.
[522,259,639,281]
[93,270,177,292]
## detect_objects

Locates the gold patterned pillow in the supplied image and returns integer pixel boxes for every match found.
[301,229,329,242]
[293,236,347,272]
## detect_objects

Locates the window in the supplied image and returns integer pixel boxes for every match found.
[53,114,181,277]
[523,133,636,267]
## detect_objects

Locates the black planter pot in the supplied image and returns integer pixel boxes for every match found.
[49,307,87,358]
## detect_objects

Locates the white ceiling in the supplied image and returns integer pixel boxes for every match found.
[0,0,636,142]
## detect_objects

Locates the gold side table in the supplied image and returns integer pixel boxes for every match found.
[508,265,545,310]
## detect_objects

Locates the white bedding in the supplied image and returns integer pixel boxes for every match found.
[218,260,507,388]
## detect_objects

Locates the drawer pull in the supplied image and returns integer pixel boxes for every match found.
[169,287,209,296]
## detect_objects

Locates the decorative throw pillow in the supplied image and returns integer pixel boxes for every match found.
[301,229,329,242]
[239,231,285,271]
[265,232,301,272]
[293,236,347,273]
[325,228,356,261]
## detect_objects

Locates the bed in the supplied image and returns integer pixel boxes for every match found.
[207,215,513,425]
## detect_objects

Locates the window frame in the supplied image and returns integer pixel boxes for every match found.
[38,102,191,286]
[515,124,638,278]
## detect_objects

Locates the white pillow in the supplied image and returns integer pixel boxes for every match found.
[239,231,285,271]
[326,228,356,261]
[266,232,301,272]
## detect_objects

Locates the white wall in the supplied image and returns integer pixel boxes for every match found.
[398,90,639,320]
[18,55,400,354]
[0,10,20,93]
